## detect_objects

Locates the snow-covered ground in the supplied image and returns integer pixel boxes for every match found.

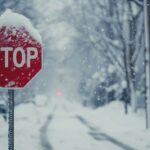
[49,105,122,150]
[0,96,150,150]
[0,116,8,150]
[77,101,150,150]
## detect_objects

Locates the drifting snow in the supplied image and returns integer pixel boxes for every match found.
[0,9,42,43]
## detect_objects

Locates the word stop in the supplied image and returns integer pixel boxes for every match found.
[0,47,38,68]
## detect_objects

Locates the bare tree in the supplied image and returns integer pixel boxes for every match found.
[70,0,145,112]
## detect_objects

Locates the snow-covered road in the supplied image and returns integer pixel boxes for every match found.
[1,98,150,150]
[43,105,135,150]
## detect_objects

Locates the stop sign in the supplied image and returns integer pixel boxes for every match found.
[0,26,42,88]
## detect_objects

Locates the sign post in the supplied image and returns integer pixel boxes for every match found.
[8,89,14,150]
[0,10,42,150]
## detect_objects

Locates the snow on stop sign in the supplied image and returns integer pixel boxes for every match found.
[0,10,42,88]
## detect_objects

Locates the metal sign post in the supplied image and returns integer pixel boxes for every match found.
[8,89,14,150]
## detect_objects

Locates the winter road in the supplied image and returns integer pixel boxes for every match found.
[40,104,137,150]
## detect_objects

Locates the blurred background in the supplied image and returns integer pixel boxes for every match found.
[0,0,150,150]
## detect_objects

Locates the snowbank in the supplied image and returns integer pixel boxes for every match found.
[0,9,42,43]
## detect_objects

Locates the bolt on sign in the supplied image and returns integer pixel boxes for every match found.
[0,10,42,88]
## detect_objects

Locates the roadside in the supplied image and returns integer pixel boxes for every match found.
[76,101,150,150]
[76,115,136,150]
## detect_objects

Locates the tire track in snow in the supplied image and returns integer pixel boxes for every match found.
[40,105,57,150]
[40,114,53,150]
[76,115,136,150]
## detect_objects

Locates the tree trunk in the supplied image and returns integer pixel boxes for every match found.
[144,0,150,128]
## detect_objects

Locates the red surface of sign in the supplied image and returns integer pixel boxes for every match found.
[0,26,42,88]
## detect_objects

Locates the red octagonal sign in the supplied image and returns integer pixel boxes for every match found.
[0,12,42,88]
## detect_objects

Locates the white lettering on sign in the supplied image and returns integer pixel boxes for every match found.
[13,47,26,68]
[0,47,38,68]
[1,47,12,68]
[27,47,38,67]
